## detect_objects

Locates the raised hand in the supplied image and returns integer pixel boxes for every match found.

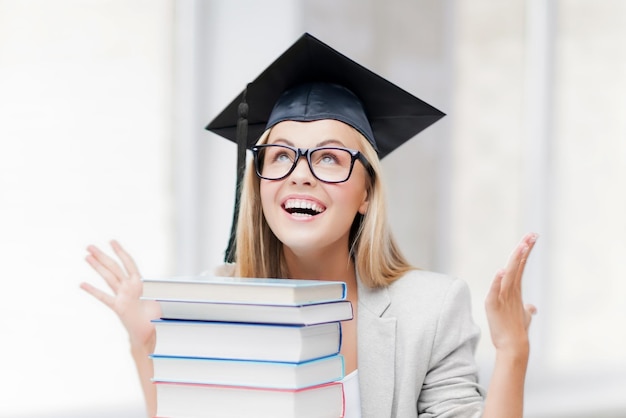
[80,240,160,416]
[485,232,538,355]
[80,240,161,350]
[482,233,538,418]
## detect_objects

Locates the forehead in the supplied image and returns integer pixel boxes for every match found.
[267,119,365,150]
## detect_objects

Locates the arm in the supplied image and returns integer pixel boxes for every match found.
[80,240,160,418]
[483,233,538,418]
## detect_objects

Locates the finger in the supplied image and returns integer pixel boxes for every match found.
[85,253,121,293]
[500,242,528,291]
[110,240,141,280]
[513,243,530,287]
[87,244,128,282]
[80,282,115,310]
[513,233,539,287]
[502,233,538,290]
[485,269,505,307]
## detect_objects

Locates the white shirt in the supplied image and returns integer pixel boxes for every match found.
[342,370,361,418]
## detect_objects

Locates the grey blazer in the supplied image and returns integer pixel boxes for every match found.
[357,269,485,418]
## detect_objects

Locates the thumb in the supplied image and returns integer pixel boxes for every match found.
[524,303,537,329]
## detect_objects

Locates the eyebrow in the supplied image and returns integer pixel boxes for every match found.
[271,138,347,148]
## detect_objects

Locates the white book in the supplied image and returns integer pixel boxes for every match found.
[151,354,345,389]
[142,276,347,306]
[155,299,353,325]
[152,320,342,363]
[155,381,345,418]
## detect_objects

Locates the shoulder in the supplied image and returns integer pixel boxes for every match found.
[382,269,479,349]
[357,269,474,318]
[386,269,472,312]
[389,268,459,290]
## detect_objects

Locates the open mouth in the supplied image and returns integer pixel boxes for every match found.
[283,199,326,217]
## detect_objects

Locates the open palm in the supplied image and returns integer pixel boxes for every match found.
[81,240,161,349]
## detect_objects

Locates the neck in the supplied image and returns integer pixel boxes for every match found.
[282,245,357,286]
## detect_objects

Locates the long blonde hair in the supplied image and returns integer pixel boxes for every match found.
[233,126,414,288]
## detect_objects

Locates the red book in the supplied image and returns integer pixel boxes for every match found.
[154,381,345,418]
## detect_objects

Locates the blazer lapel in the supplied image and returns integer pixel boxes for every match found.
[357,280,396,418]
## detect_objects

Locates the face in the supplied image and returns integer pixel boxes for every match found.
[259,119,370,256]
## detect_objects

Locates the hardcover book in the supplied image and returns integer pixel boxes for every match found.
[151,354,345,389]
[152,320,342,363]
[155,299,353,325]
[154,381,345,418]
[142,276,346,306]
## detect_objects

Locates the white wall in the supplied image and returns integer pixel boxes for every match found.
[0,1,173,415]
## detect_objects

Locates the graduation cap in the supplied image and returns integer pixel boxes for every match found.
[206,32,445,263]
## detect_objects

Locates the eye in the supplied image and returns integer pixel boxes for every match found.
[312,148,352,167]
[316,151,340,165]
[265,147,295,164]
[274,152,292,162]
[321,153,338,164]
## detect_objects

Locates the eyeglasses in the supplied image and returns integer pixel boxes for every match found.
[251,144,373,183]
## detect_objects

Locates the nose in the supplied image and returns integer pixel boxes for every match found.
[289,154,317,185]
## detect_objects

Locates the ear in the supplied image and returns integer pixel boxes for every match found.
[358,189,369,215]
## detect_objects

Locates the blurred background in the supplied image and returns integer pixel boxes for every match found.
[1,0,625,416]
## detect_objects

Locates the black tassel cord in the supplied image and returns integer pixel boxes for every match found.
[224,87,249,263]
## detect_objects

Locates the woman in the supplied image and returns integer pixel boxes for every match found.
[81,34,537,417]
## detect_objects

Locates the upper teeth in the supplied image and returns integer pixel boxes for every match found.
[284,199,324,213]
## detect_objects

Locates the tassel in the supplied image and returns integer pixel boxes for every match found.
[224,87,249,263]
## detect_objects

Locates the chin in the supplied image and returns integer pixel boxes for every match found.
[275,230,326,252]
[276,227,350,256]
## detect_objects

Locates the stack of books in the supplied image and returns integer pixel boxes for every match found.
[141,276,353,418]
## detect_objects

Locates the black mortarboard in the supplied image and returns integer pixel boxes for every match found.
[206,33,445,262]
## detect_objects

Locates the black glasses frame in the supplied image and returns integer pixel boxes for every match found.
[251,144,374,183]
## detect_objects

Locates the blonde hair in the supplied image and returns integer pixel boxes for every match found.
[233,127,414,288]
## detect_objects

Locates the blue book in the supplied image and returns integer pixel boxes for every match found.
[154,299,353,325]
[151,354,345,390]
[152,319,342,363]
